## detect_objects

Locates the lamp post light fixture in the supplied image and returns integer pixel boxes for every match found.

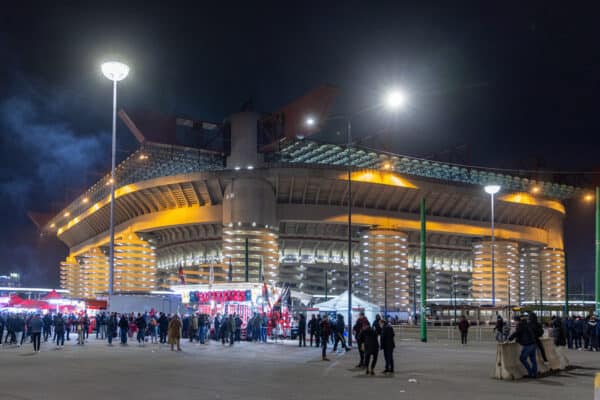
[101,60,129,298]
[303,87,408,345]
[484,184,501,307]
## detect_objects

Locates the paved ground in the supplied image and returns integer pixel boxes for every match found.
[0,336,598,400]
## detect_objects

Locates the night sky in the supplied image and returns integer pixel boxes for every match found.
[1,2,599,289]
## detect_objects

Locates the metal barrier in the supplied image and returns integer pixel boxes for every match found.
[392,324,497,342]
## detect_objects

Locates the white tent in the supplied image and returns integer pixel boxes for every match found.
[313,291,380,324]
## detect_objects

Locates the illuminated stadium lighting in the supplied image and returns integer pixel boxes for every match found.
[63,212,70,217]
[101,61,130,82]
[484,185,501,195]
[384,88,408,110]
[247,165,254,170]
[82,197,89,204]
[235,166,241,171]
[305,116,316,127]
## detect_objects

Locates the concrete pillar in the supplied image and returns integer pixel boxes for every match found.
[222,178,279,284]
[225,112,263,170]
[472,240,519,306]
[361,229,409,312]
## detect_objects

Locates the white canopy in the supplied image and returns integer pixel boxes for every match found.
[313,291,380,323]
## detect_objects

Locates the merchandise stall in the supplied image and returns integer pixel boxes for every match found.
[170,282,292,338]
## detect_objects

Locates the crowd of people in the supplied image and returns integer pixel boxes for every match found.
[304,312,396,375]
[0,310,397,375]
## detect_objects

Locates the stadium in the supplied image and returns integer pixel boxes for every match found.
[37,87,579,319]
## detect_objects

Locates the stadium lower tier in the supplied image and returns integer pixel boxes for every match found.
[59,224,565,311]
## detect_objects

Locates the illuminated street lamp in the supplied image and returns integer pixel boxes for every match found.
[303,88,408,346]
[101,61,129,298]
[484,184,501,307]
[384,89,408,111]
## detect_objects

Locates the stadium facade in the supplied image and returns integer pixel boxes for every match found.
[38,90,579,315]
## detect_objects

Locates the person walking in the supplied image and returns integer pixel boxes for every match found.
[135,313,147,346]
[29,314,43,353]
[158,312,169,344]
[379,319,395,373]
[574,316,584,349]
[315,315,322,348]
[189,313,198,343]
[320,315,331,361]
[458,315,470,345]
[118,314,129,345]
[308,315,318,347]
[54,313,66,349]
[76,315,85,345]
[333,314,349,352]
[229,315,236,346]
[168,314,182,351]
[509,314,538,378]
[363,324,379,375]
[42,313,52,342]
[106,313,117,346]
[353,312,370,368]
[298,314,307,347]
[234,314,242,342]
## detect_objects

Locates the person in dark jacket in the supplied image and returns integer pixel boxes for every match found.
[54,313,66,348]
[494,315,504,342]
[320,315,331,361]
[363,325,379,375]
[587,315,599,351]
[308,315,317,347]
[509,314,537,378]
[379,319,395,373]
[135,313,147,346]
[458,315,470,345]
[106,313,117,345]
[529,312,547,361]
[118,315,129,345]
[29,314,44,352]
[565,316,574,349]
[158,313,169,344]
[552,316,566,348]
[353,312,370,368]
[333,314,349,352]
[298,314,307,347]
[42,313,52,342]
[574,316,584,349]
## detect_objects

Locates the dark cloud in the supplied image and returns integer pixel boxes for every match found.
[0,78,111,285]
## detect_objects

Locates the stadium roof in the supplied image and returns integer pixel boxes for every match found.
[272,140,581,200]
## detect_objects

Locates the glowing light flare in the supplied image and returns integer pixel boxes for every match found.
[101,61,130,81]
[484,185,501,195]
[384,89,408,111]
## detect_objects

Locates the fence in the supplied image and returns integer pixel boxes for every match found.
[392,324,498,342]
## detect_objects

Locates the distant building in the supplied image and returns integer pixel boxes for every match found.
[0,272,21,287]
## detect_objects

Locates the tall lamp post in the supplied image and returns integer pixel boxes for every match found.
[101,61,129,298]
[484,184,501,307]
[304,88,408,346]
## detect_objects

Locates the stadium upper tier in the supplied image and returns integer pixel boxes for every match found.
[42,138,578,235]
